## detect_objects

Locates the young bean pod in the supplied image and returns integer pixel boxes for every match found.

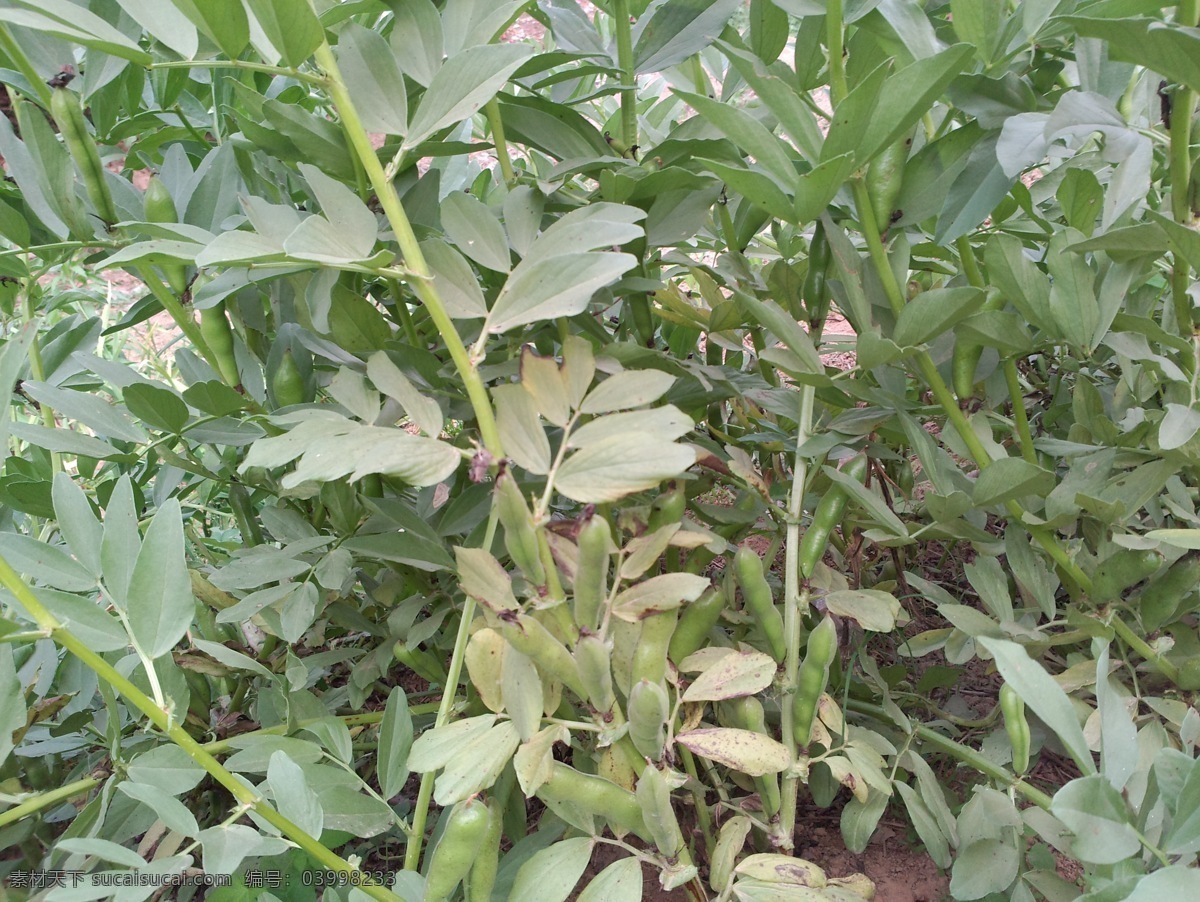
[631,609,678,688]
[573,513,611,631]
[200,303,240,388]
[734,546,786,663]
[799,454,868,580]
[668,587,724,665]
[535,762,647,839]
[466,797,503,902]
[951,290,1006,400]
[496,473,546,587]
[803,221,832,335]
[271,348,307,408]
[999,684,1031,775]
[575,631,617,716]
[792,616,837,748]
[865,132,911,233]
[628,678,670,762]
[142,175,189,295]
[50,85,119,228]
[494,612,586,698]
[728,696,781,817]
[424,796,491,902]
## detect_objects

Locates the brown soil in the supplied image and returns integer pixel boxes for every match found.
[797,819,949,902]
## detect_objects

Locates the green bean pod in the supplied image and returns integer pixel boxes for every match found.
[792,616,837,748]
[573,514,611,631]
[951,289,1005,400]
[496,473,546,587]
[865,132,911,232]
[728,696,781,817]
[734,546,786,663]
[799,454,868,580]
[50,85,118,228]
[575,631,617,716]
[631,609,678,688]
[999,684,1031,775]
[647,481,686,532]
[466,798,503,902]
[668,587,724,665]
[803,221,832,334]
[535,762,647,840]
[424,796,491,902]
[628,678,669,761]
[142,175,189,295]
[494,613,586,698]
[637,764,685,858]
[270,348,307,408]
[200,303,240,388]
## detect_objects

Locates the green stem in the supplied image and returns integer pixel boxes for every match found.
[1005,360,1039,465]
[845,700,1054,810]
[485,98,517,185]
[852,179,1091,594]
[1108,612,1182,684]
[1169,0,1199,336]
[0,777,99,829]
[779,384,816,847]
[313,43,503,457]
[612,0,638,154]
[20,285,62,474]
[149,59,324,86]
[0,555,402,902]
[404,506,501,871]
[826,0,848,105]
[387,278,423,347]
[135,268,222,387]
[0,24,52,108]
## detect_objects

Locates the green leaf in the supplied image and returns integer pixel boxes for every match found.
[126,745,206,795]
[389,0,443,86]
[22,382,146,444]
[1123,866,1200,901]
[52,473,102,577]
[632,0,742,74]
[0,1,152,64]
[122,384,190,435]
[117,782,199,838]
[433,720,520,804]
[1159,404,1200,451]
[949,838,1020,900]
[285,163,379,264]
[455,547,519,612]
[494,384,552,474]
[378,687,414,800]
[973,458,1057,507]
[577,857,642,902]
[556,433,696,503]
[893,287,985,347]
[895,782,951,869]
[824,589,902,632]
[1066,17,1200,95]
[0,324,35,451]
[170,0,249,58]
[114,0,198,58]
[734,293,824,374]
[509,836,594,902]
[984,234,1054,333]
[32,588,126,652]
[612,572,712,621]
[0,534,95,593]
[822,466,908,539]
[570,406,693,447]
[1050,774,1139,865]
[978,638,1096,776]
[0,646,24,767]
[673,89,797,186]
[421,239,489,319]
[197,824,288,875]
[676,727,791,776]
[486,253,638,334]
[245,0,324,68]
[125,499,194,659]
[442,191,512,273]
[404,43,532,149]
[367,351,444,437]
[336,22,408,136]
[682,650,776,702]
[268,751,324,837]
[580,370,676,414]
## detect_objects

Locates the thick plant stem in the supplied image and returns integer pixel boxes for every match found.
[0,777,99,829]
[1169,0,1199,336]
[313,43,503,457]
[845,700,1054,810]
[1109,613,1182,684]
[485,98,517,185]
[1005,360,1039,465]
[826,0,848,105]
[0,555,403,902]
[779,384,816,848]
[404,507,501,871]
[851,179,1092,594]
[612,0,638,154]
